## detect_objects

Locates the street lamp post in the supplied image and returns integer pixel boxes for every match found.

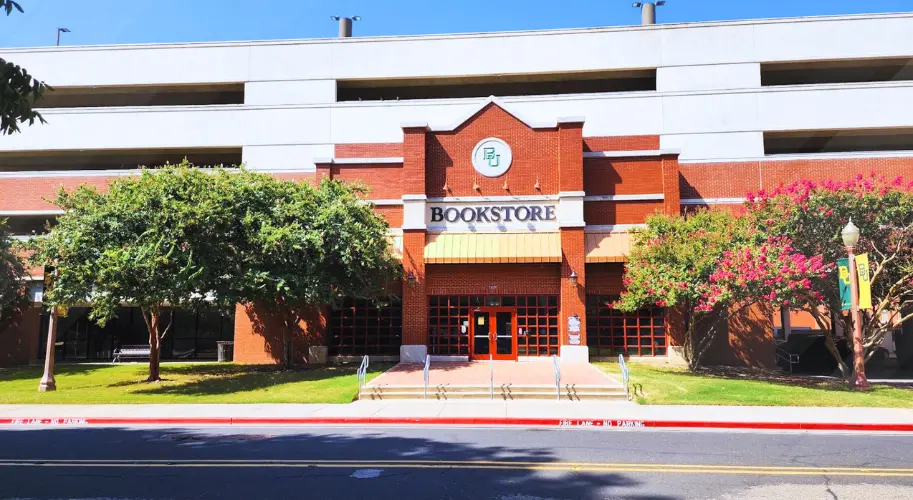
[56,27,70,46]
[841,219,871,390]
[37,266,58,392]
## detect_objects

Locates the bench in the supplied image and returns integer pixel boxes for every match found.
[113,345,151,362]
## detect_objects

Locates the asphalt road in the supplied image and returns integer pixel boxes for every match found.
[1,425,913,499]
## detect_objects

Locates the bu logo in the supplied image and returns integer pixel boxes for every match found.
[472,138,512,178]
[483,147,500,168]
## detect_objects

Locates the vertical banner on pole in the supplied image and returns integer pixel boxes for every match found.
[838,258,851,311]
[856,253,872,310]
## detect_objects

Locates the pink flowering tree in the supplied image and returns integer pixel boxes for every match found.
[744,174,913,378]
[615,209,747,370]
[617,209,828,370]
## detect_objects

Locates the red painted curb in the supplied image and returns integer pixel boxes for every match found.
[1,416,912,432]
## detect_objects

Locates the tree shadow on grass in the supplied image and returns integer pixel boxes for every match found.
[0,426,682,500]
[0,363,118,382]
[127,363,395,398]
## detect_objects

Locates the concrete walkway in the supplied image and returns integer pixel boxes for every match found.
[368,360,622,388]
[2,401,913,431]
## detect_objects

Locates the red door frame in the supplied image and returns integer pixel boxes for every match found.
[470,307,517,361]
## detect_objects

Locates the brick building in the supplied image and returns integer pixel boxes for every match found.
[3,12,913,367]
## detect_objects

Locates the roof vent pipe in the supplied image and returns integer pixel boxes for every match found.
[331,16,360,37]
[632,1,665,25]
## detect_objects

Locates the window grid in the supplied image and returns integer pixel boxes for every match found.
[428,295,559,357]
[585,295,666,357]
[329,298,403,356]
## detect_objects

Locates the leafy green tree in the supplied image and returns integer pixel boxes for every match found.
[1,1,49,135]
[744,175,913,380]
[30,163,241,381]
[226,175,402,366]
[0,219,29,333]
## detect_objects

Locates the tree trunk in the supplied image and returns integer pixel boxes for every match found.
[143,306,162,382]
[809,308,849,382]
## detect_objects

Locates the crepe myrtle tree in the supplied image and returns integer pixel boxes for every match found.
[0,219,29,333]
[1,1,49,135]
[744,175,913,379]
[29,162,243,381]
[615,209,827,370]
[225,174,402,367]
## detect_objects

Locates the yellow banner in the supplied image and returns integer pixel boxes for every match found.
[856,253,872,310]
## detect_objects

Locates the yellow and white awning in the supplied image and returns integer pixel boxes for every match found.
[424,233,562,264]
[585,232,632,263]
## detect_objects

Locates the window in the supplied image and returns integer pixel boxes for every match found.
[764,128,913,155]
[38,307,234,361]
[337,70,656,101]
[428,296,470,356]
[516,295,560,357]
[329,298,403,356]
[761,58,913,87]
[36,83,245,108]
[586,295,666,357]
[0,148,242,172]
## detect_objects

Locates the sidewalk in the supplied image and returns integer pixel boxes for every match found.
[2,401,913,432]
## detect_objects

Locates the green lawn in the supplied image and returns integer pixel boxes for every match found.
[595,362,913,408]
[0,363,390,404]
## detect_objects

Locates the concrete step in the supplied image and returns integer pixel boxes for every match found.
[360,384,628,401]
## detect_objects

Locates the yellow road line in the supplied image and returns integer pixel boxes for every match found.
[2,460,913,477]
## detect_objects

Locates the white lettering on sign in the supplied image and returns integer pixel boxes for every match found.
[557,420,646,429]
[427,203,558,232]
[7,418,89,426]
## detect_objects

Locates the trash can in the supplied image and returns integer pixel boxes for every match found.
[216,341,234,362]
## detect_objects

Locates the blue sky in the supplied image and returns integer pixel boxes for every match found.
[1,0,912,47]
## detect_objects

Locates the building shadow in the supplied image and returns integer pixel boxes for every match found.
[128,363,394,398]
[0,426,682,500]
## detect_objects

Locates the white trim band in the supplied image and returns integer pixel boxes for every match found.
[313,157,403,165]
[427,194,559,202]
[681,197,745,205]
[583,194,664,201]
[583,149,680,159]
[585,224,646,233]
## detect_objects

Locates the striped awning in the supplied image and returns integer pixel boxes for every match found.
[585,232,633,263]
[424,233,562,264]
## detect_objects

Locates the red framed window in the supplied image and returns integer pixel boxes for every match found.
[586,295,666,357]
[329,298,402,356]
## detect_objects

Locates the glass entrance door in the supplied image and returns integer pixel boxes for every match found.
[471,308,516,360]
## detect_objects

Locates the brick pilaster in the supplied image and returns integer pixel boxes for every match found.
[401,230,427,345]
[661,153,681,215]
[402,126,427,194]
[558,121,584,193]
[560,228,587,346]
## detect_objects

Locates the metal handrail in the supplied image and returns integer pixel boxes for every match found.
[619,354,630,401]
[489,353,494,400]
[775,345,800,374]
[552,354,561,401]
[423,354,431,400]
[356,355,369,399]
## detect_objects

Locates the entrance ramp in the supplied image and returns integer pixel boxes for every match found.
[363,360,627,401]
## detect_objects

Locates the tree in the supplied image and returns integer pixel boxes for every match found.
[0,219,29,333]
[1,1,49,135]
[615,209,749,369]
[30,163,241,381]
[744,175,913,379]
[225,174,402,366]
[617,209,827,370]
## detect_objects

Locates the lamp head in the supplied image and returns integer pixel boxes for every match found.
[841,218,861,248]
